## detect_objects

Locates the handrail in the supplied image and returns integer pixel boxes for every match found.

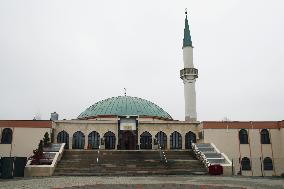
[96,145,101,164]
[156,138,167,164]
[192,143,232,168]
[192,143,210,168]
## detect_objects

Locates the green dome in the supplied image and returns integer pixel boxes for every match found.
[78,96,172,120]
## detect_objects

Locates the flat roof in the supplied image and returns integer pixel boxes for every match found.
[0,120,52,128]
[202,121,284,129]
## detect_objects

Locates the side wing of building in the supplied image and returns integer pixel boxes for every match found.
[202,121,284,176]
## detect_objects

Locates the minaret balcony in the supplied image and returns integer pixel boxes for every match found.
[180,68,198,79]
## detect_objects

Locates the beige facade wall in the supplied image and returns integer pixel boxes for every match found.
[54,120,201,150]
[204,127,284,176]
[282,128,284,155]
[139,121,200,150]
[54,120,118,149]
[0,144,11,157]
[282,129,284,158]
[0,127,51,158]
[276,128,284,176]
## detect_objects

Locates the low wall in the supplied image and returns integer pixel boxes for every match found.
[24,143,65,177]
[211,143,233,176]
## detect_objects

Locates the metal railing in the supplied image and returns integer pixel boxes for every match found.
[192,143,210,168]
[96,145,101,164]
[156,139,167,164]
[192,143,233,171]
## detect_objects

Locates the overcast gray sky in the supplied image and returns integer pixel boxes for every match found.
[0,0,283,121]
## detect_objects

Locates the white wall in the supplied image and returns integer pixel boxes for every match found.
[204,128,284,176]
[0,127,51,158]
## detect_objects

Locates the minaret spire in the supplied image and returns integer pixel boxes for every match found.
[124,88,127,96]
[180,9,198,121]
[183,9,192,48]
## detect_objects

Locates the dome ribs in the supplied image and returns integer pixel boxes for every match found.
[77,96,172,120]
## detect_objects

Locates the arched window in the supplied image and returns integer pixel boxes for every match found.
[260,129,270,144]
[104,131,116,150]
[170,131,182,149]
[263,157,273,170]
[241,157,251,171]
[140,131,152,149]
[239,129,248,144]
[185,131,196,149]
[57,131,69,149]
[1,128,13,144]
[72,131,85,149]
[88,131,100,149]
[155,131,167,149]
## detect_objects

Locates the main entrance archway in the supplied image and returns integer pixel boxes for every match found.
[119,130,136,150]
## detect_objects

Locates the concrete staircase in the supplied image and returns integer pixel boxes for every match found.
[193,143,232,165]
[192,143,233,176]
[53,150,207,176]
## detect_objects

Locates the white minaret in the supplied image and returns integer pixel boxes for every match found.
[180,10,198,122]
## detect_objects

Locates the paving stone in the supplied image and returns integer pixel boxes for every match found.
[0,176,283,189]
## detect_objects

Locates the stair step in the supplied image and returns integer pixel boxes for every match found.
[55,150,207,176]
[54,170,207,176]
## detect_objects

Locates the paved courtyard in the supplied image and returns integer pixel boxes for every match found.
[0,176,283,189]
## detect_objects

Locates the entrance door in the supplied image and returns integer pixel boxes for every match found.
[119,130,136,150]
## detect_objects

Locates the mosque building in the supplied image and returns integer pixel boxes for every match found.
[0,11,283,177]
[53,10,200,151]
